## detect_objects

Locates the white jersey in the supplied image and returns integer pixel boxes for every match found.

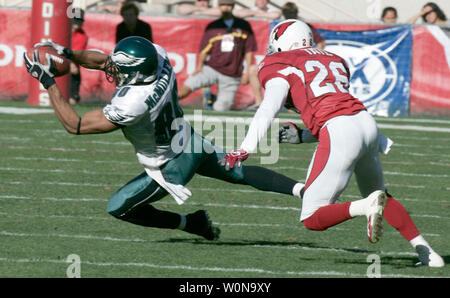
[103,44,187,169]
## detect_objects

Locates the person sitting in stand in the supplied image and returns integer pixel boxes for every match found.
[116,2,153,43]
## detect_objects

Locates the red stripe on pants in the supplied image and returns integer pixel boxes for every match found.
[304,126,330,191]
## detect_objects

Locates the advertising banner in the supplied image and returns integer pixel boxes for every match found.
[317,25,413,116]
[0,9,448,115]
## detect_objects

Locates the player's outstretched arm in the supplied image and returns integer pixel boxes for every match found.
[34,41,107,70]
[219,77,290,171]
[71,49,108,70]
[46,85,119,134]
[24,52,119,135]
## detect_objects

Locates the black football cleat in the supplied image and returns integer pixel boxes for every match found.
[184,210,220,240]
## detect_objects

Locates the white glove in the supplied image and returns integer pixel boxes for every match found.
[23,50,56,89]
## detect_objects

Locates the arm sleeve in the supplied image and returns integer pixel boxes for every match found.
[240,77,290,153]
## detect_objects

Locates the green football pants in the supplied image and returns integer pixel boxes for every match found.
[106,131,245,218]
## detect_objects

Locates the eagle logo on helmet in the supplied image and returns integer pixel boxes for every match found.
[272,21,296,41]
[112,51,146,67]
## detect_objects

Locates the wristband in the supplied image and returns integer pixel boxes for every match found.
[63,48,74,59]
[42,77,56,90]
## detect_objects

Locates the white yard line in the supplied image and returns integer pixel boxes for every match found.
[0,230,426,259]
[0,255,438,278]
[7,151,450,166]
[3,134,450,149]
[0,255,361,277]
[3,143,450,160]
[2,180,450,204]
[0,211,441,238]
[183,115,450,133]
[0,256,442,278]
[0,233,441,278]
[1,193,448,219]
[1,165,448,179]
[0,107,54,115]
[1,112,450,133]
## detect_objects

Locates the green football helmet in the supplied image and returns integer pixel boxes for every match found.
[105,36,158,86]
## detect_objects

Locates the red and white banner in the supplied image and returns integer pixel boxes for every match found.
[0,9,449,115]
[410,25,450,116]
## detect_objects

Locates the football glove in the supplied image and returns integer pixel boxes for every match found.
[219,149,249,171]
[33,41,73,59]
[279,122,303,144]
[23,50,56,89]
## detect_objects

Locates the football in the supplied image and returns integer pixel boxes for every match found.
[26,45,70,77]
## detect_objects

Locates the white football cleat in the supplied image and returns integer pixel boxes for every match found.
[365,190,387,243]
[415,245,445,267]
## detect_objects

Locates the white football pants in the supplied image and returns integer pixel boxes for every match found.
[300,110,385,221]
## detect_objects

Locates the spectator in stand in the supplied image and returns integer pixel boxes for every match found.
[381,7,398,24]
[69,8,89,105]
[247,1,326,110]
[116,2,153,43]
[175,1,221,109]
[408,2,448,25]
[281,2,326,50]
[176,0,221,17]
[234,0,281,20]
[178,0,257,111]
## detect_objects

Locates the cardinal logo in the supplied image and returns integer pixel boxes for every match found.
[112,51,145,67]
[272,21,296,41]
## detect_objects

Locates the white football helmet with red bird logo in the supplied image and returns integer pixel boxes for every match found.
[268,19,313,54]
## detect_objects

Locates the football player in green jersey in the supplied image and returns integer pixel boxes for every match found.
[24,37,304,240]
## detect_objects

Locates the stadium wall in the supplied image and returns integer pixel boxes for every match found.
[0,8,449,116]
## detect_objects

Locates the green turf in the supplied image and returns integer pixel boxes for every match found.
[0,100,448,278]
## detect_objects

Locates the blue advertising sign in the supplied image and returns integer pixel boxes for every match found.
[317,25,413,116]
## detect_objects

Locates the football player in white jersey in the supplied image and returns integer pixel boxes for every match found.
[24,36,304,240]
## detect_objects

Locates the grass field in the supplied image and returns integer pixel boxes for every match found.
[0,100,449,279]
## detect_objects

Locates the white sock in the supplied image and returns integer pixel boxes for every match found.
[348,198,369,217]
[292,182,305,197]
[409,235,430,249]
[177,214,187,230]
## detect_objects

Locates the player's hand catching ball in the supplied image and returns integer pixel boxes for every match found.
[219,149,249,171]
[23,50,56,89]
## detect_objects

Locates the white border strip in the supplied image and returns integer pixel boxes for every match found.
[0,107,54,115]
